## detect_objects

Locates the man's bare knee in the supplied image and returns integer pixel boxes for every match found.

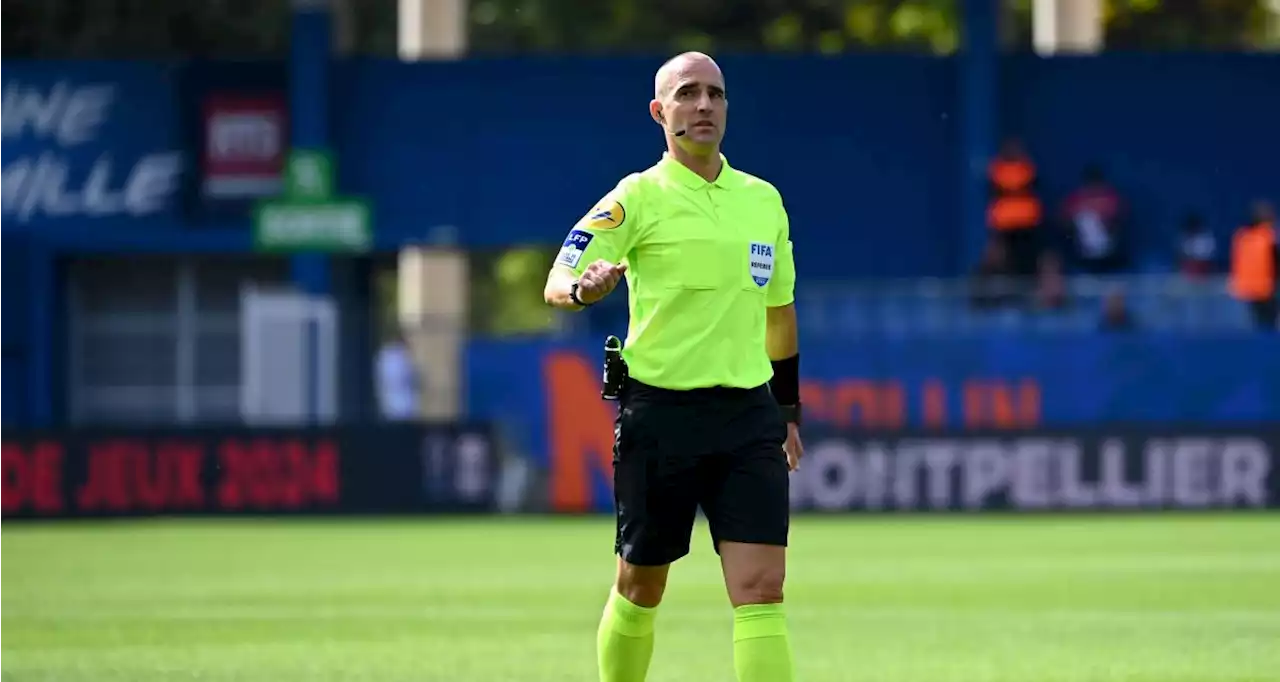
[719,541,786,607]
[615,558,670,608]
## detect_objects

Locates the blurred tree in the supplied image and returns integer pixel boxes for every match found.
[372,264,402,340]
[10,0,1270,58]
[1109,0,1276,49]
[465,0,962,55]
[3,0,290,58]
[469,247,562,337]
[1003,0,1278,50]
[463,0,1278,56]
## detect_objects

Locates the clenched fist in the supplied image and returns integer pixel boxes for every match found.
[577,259,627,304]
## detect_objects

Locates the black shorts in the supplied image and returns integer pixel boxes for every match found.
[612,379,791,566]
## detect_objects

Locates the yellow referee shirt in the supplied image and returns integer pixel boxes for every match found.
[554,153,796,390]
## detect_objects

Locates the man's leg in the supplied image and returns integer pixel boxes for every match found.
[597,559,668,682]
[720,542,794,682]
[599,391,700,682]
[701,389,795,682]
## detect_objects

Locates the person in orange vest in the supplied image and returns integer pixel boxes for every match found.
[987,137,1043,278]
[1229,201,1278,330]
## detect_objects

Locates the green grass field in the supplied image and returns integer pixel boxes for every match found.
[3,514,1279,682]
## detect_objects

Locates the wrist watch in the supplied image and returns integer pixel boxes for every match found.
[569,280,592,307]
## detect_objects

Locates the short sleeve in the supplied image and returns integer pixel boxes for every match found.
[552,175,644,276]
[766,200,796,307]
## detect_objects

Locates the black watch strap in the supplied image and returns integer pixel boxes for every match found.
[778,403,802,425]
[569,280,592,307]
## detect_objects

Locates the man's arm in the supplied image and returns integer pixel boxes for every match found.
[766,302,800,414]
[767,305,803,472]
[545,261,627,311]
[764,197,798,330]
[543,176,641,311]
[765,198,801,407]
[545,266,584,310]
[765,194,804,470]
[766,304,798,360]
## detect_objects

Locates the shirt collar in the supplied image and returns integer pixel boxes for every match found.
[657,152,741,190]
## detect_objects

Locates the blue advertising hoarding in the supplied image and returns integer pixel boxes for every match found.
[2,62,185,233]
[465,335,1280,512]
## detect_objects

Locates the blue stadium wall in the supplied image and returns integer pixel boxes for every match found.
[3,54,1279,427]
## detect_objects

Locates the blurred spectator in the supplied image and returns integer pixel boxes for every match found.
[1034,251,1068,310]
[1177,211,1217,279]
[1061,164,1127,274]
[375,330,423,420]
[1229,201,1278,330]
[969,238,1015,309]
[1099,288,1136,331]
[986,137,1043,278]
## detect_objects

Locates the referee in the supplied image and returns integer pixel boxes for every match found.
[544,52,804,682]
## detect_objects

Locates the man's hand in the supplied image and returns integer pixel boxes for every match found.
[576,259,627,304]
[783,422,803,472]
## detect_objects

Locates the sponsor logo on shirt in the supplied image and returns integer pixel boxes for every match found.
[580,199,625,230]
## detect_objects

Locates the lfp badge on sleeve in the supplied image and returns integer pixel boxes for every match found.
[749,242,774,287]
[253,150,372,253]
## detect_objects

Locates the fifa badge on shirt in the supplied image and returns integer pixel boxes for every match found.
[557,229,595,269]
[749,242,774,287]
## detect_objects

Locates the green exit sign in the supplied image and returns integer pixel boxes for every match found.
[253,149,372,253]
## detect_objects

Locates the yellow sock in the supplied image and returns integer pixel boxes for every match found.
[733,602,795,682]
[597,588,657,682]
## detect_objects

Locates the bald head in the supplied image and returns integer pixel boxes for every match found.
[650,52,727,153]
[654,52,722,99]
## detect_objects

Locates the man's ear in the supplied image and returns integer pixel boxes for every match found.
[649,100,664,126]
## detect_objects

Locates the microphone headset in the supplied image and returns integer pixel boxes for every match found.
[659,110,687,137]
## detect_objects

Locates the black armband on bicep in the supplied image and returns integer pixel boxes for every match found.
[769,353,800,406]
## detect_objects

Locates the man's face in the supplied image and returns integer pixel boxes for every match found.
[652,58,727,150]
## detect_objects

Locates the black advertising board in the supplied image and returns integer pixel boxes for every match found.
[1,423,498,519]
[789,425,1280,512]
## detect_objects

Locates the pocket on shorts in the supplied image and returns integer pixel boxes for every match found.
[613,400,657,465]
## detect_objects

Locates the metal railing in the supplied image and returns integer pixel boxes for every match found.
[481,273,1256,342]
[793,274,1252,338]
